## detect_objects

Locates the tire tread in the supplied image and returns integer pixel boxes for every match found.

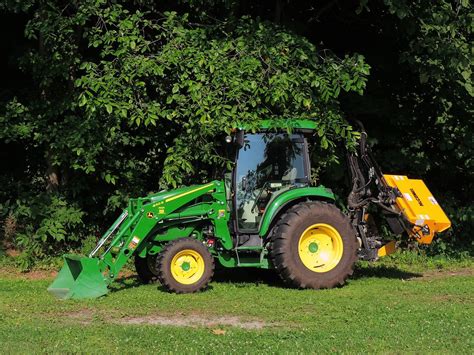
[269,201,357,289]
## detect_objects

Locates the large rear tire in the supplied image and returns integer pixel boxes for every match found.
[156,238,214,293]
[269,201,357,289]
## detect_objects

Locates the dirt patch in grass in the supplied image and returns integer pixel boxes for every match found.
[0,266,137,280]
[62,309,268,329]
[22,270,58,280]
[115,314,268,329]
[66,309,95,325]
[409,268,474,281]
[0,267,58,280]
[429,294,467,303]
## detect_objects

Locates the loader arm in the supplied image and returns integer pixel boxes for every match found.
[48,180,231,299]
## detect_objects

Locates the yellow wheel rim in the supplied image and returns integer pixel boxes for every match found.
[298,223,344,273]
[170,249,205,285]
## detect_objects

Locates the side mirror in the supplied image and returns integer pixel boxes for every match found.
[235,129,244,148]
[241,176,248,191]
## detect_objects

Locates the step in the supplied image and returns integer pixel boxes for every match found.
[235,246,263,251]
[236,262,264,267]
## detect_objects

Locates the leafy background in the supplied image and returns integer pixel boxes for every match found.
[0,0,472,269]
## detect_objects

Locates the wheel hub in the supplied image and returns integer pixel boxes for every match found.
[181,261,190,271]
[308,242,319,253]
[170,249,205,285]
[298,223,344,273]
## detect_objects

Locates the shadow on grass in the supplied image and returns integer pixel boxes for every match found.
[213,265,422,287]
[109,264,422,294]
[212,267,286,288]
[110,275,217,293]
[107,268,286,294]
[109,275,142,293]
[353,265,422,280]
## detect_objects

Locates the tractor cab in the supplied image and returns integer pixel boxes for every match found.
[233,131,310,232]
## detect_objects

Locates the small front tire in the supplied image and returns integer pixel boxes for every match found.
[156,238,214,293]
[134,254,159,284]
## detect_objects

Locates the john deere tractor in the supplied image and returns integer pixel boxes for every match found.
[48,119,451,299]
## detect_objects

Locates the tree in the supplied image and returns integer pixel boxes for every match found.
[0,1,369,267]
[0,1,471,267]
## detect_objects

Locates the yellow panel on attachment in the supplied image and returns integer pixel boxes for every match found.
[378,240,397,257]
[383,175,451,244]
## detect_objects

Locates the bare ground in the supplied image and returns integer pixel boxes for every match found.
[63,309,268,329]
[115,314,268,329]
[409,268,474,280]
[0,267,58,280]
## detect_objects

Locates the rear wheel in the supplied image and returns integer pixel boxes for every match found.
[134,254,159,284]
[269,201,357,289]
[156,238,214,293]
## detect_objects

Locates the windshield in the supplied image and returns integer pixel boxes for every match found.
[235,133,307,231]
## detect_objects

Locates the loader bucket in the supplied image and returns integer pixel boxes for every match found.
[47,254,109,300]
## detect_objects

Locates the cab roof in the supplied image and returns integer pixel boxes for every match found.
[240,119,317,131]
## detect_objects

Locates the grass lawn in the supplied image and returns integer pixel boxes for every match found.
[0,255,472,353]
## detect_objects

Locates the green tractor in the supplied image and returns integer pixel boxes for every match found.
[48,119,451,299]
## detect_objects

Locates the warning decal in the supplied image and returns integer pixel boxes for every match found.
[128,236,140,249]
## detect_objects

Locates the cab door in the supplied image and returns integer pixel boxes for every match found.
[234,132,309,233]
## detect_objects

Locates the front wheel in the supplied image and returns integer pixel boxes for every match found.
[156,238,214,293]
[269,201,358,289]
[134,254,159,284]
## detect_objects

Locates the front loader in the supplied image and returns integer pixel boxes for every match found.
[48,119,451,299]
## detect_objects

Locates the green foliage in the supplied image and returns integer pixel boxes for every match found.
[428,204,474,255]
[75,8,369,187]
[0,1,369,265]
[5,195,86,270]
[0,0,471,265]
[384,0,472,95]
[373,249,473,271]
[374,0,473,252]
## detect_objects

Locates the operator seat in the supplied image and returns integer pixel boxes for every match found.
[282,167,297,182]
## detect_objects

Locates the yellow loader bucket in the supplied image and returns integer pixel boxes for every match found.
[47,255,109,300]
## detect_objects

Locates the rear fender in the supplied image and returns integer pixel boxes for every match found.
[258,186,335,237]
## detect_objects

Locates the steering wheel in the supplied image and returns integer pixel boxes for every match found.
[251,181,270,213]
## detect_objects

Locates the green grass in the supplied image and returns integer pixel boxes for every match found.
[0,255,473,353]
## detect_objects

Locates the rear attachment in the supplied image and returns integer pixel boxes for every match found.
[383,174,451,244]
[347,121,451,260]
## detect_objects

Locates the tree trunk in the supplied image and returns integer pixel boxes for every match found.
[274,0,283,23]
[46,152,59,192]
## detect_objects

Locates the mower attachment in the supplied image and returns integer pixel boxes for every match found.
[47,254,108,300]
[384,174,451,244]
